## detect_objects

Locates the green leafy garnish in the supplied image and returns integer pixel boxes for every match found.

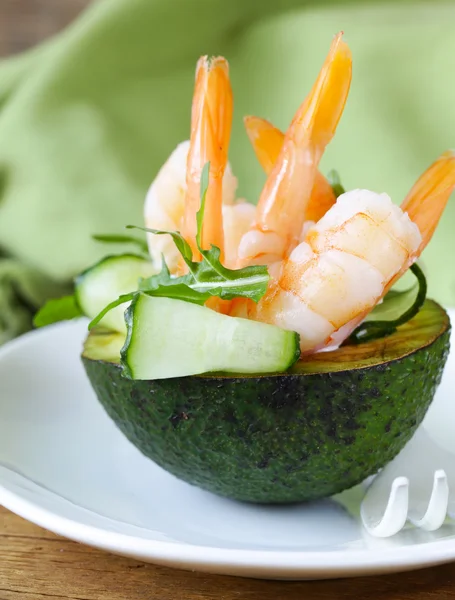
[87,293,136,330]
[33,295,83,328]
[127,164,269,302]
[126,227,270,303]
[136,246,269,304]
[327,169,345,198]
[88,163,270,329]
[196,162,210,248]
[347,262,427,344]
[92,234,149,255]
[126,226,194,265]
[138,262,207,305]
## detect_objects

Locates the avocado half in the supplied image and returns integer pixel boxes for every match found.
[81,299,451,504]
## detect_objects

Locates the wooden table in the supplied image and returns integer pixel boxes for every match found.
[1,505,455,599]
[1,1,455,598]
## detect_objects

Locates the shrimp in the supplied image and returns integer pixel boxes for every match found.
[237,32,352,267]
[243,115,336,227]
[181,56,233,262]
[144,56,255,272]
[229,151,455,353]
[144,35,455,358]
[222,201,257,268]
[143,141,238,272]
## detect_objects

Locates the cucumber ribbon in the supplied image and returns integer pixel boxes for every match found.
[347,262,427,344]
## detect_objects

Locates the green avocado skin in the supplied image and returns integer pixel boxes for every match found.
[82,326,450,504]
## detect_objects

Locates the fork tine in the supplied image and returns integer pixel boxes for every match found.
[407,470,449,531]
[361,476,409,538]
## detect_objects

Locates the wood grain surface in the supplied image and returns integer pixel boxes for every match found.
[2,505,455,600]
[1,1,455,598]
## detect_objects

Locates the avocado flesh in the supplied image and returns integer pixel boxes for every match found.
[81,299,450,504]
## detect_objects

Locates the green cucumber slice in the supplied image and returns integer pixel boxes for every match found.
[121,294,301,379]
[75,254,156,333]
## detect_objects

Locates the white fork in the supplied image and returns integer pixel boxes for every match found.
[360,426,455,538]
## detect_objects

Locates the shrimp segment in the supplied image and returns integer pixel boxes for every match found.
[231,150,454,353]
[244,116,336,224]
[307,190,421,282]
[182,56,233,261]
[143,141,238,272]
[222,201,257,268]
[231,190,422,352]
[238,32,352,266]
[144,141,190,272]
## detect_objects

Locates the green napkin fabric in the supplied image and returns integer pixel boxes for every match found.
[0,0,454,343]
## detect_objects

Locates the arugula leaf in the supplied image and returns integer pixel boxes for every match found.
[196,162,210,249]
[138,261,206,305]
[33,295,83,328]
[190,246,269,301]
[88,293,136,330]
[347,262,427,344]
[130,162,270,303]
[126,225,194,267]
[92,234,149,255]
[138,249,269,304]
[130,226,269,301]
[327,169,346,198]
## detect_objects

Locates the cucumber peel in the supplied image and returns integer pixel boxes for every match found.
[75,254,157,333]
[348,263,427,344]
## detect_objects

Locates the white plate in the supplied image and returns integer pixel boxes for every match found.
[0,316,454,580]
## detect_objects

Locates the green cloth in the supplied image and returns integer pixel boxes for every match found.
[0,0,454,343]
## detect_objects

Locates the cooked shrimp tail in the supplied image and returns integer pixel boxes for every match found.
[238,32,352,266]
[243,115,283,173]
[378,150,455,293]
[401,150,455,253]
[182,56,233,260]
[244,115,336,224]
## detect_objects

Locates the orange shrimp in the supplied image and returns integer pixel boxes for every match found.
[402,150,455,255]
[144,55,256,277]
[182,56,233,263]
[384,149,455,293]
[229,151,455,354]
[237,32,352,267]
[244,115,336,225]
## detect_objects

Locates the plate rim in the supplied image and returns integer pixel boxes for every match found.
[1,318,455,577]
[2,481,455,576]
